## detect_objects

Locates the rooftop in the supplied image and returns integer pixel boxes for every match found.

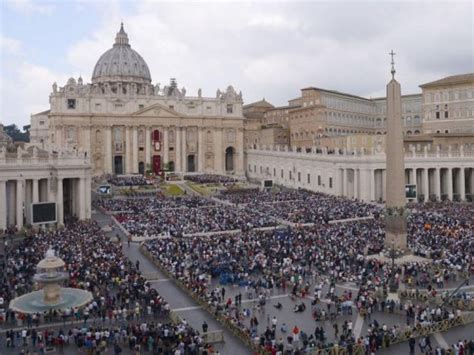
[419,73,474,88]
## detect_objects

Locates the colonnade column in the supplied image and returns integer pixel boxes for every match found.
[446,167,453,201]
[32,179,39,204]
[423,168,429,202]
[0,180,6,231]
[197,127,204,172]
[145,127,151,169]
[77,178,85,220]
[105,127,112,174]
[369,169,375,201]
[132,126,138,173]
[353,169,359,199]
[459,167,465,201]
[163,128,169,167]
[408,168,415,184]
[342,168,347,197]
[16,179,24,230]
[175,127,182,172]
[85,176,91,219]
[57,178,64,226]
[382,169,386,201]
[434,168,441,201]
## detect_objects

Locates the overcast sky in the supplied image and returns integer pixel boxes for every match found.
[1,0,472,127]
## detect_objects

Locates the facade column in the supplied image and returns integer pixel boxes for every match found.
[85,176,91,219]
[215,128,224,173]
[434,167,441,201]
[423,168,429,202]
[236,128,244,175]
[446,167,453,200]
[145,127,151,169]
[175,127,182,172]
[125,126,131,173]
[132,126,138,173]
[459,167,465,201]
[57,178,64,226]
[105,127,113,174]
[163,128,169,168]
[181,127,187,172]
[83,126,91,156]
[197,127,204,172]
[16,179,24,230]
[0,180,6,231]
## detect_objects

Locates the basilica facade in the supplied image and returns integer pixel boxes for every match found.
[31,24,245,177]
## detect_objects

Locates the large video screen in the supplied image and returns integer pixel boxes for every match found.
[263,180,273,188]
[32,202,57,224]
[405,184,417,199]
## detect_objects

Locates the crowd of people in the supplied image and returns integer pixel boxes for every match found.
[140,195,473,353]
[184,174,238,184]
[3,320,209,354]
[115,205,277,237]
[0,221,207,354]
[217,189,382,223]
[107,175,153,186]
[95,195,215,213]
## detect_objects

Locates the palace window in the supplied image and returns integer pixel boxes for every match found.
[307,174,311,184]
[67,99,76,109]
[329,177,333,188]
[226,104,233,114]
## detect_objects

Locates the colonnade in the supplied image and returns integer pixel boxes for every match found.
[337,166,474,202]
[0,176,91,232]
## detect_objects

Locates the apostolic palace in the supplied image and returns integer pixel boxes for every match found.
[1,23,473,231]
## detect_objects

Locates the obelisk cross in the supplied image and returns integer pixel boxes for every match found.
[389,50,396,79]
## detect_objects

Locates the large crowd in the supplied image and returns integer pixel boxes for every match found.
[217,189,382,223]
[0,221,208,353]
[95,195,215,213]
[115,205,277,237]
[107,175,153,186]
[184,174,238,184]
[139,195,473,353]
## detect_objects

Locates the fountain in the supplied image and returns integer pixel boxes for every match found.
[9,248,93,314]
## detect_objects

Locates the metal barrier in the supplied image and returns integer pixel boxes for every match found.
[202,330,225,344]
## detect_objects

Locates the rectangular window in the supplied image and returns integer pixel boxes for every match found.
[39,121,45,126]
[289,171,292,180]
[281,169,284,178]
[169,147,174,151]
[254,165,256,172]
[436,111,440,119]
[95,103,101,111]
[248,164,251,172]
[260,166,263,173]
[444,111,448,119]
[139,104,144,110]
[226,104,233,114]
[307,174,311,184]
[329,177,333,188]
[273,168,276,176]
[318,175,322,186]
[139,147,144,151]
[298,172,301,182]
[169,105,174,110]
[67,99,76,109]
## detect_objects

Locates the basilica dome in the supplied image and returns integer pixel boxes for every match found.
[91,23,151,84]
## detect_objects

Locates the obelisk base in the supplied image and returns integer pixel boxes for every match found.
[384,215,407,251]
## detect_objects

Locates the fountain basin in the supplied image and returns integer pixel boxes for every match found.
[9,287,93,314]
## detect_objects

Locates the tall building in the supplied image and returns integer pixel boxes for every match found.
[420,73,474,134]
[31,24,245,176]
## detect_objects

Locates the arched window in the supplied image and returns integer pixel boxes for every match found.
[153,129,161,142]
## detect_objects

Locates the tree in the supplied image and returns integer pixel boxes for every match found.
[3,124,29,142]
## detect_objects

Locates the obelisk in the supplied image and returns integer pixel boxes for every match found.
[384,50,407,251]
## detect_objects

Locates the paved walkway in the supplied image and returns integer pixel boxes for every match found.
[92,210,251,355]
